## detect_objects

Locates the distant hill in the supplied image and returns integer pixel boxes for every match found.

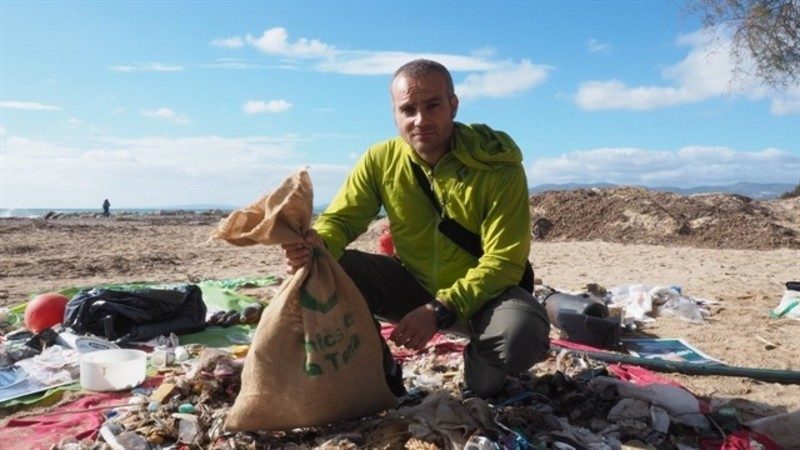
[529,182,796,200]
[529,182,617,193]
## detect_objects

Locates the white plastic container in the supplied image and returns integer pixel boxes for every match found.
[56,331,120,353]
[80,349,147,391]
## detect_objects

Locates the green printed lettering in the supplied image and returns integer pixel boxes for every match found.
[343,312,354,328]
[304,361,322,376]
[324,352,340,371]
[315,333,324,350]
[299,288,339,313]
[342,333,361,364]
[308,328,345,351]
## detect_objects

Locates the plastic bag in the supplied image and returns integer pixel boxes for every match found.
[63,284,207,344]
[770,289,800,320]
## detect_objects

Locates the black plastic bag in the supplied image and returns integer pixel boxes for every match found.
[63,284,207,344]
[556,311,621,349]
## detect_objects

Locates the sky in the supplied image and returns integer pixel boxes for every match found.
[1,1,798,209]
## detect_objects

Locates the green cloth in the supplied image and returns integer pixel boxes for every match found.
[199,276,278,290]
[179,324,252,347]
[314,122,531,321]
[195,280,271,311]
[185,280,271,346]
[54,280,271,345]
[0,383,81,408]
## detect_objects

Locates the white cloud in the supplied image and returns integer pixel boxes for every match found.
[312,133,364,140]
[575,80,693,110]
[211,36,244,49]
[238,28,502,75]
[110,62,184,73]
[62,117,110,134]
[208,27,551,99]
[456,60,550,99]
[588,38,611,53]
[1,101,62,111]
[243,99,293,114]
[0,132,352,208]
[141,108,190,125]
[471,47,497,59]
[200,58,267,70]
[528,146,800,186]
[112,59,273,72]
[768,86,800,115]
[314,51,496,75]
[111,107,126,115]
[575,28,798,115]
[246,27,333,58]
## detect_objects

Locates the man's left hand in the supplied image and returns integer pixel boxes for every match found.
[389,304,437,352]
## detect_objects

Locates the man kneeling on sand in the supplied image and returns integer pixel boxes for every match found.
[281,59,550,399]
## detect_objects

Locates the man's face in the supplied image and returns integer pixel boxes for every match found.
[391,72,458,164]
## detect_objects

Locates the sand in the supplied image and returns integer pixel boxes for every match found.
[1,205,798,418]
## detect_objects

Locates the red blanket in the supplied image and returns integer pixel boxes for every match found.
[0,377,160,450]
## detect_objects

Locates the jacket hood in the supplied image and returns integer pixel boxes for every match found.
[451,122,522,170]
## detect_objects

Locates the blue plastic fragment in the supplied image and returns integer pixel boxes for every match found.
[178,403,196,414]
[131,387,153,396]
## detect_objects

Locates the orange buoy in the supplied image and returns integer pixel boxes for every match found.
[378,227,395,256]
[25,293,69,333]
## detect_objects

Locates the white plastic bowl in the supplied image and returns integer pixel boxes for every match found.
[80,349,147,391]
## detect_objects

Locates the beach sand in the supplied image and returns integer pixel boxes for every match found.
[1,211,798,417]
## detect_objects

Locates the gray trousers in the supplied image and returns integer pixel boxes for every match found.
[339,250,550,397]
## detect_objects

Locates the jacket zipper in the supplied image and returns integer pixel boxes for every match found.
[428,167,441,290]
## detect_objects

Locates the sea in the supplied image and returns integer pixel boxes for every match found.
[0,205,330,218]
[0,208,229,218]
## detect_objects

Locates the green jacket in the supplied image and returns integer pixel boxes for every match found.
[314,122,531,322]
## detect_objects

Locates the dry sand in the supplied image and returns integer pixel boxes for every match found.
[1,191,798,418]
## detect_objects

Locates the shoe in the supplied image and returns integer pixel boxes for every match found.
[385,360,406,397]
[461,386,477,400]
[470,375,534,406]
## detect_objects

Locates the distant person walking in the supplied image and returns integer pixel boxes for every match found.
[102,199,111,217]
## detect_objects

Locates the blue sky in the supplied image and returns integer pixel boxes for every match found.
[1,1,798,209]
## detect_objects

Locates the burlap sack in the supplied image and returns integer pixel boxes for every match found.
[211,169,396,431]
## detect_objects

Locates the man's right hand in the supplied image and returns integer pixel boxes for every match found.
[280,229,323,274]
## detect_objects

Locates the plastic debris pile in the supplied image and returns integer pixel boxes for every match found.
[536,283,717,331]
[608,284,715,327]
[3,279,794,449]
[39,337,781,450]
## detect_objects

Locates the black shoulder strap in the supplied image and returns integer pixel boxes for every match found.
[409,161,443,217]
[409,158,535,293]
[410,160,482,255]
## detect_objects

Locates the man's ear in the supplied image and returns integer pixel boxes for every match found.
[450,95,459,119]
